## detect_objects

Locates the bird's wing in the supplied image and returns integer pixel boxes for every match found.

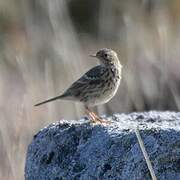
[80,65,106,82]
[62,65,106,98]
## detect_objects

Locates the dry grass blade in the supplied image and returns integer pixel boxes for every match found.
[135,127,157,180]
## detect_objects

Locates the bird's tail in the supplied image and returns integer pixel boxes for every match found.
[34,94,67,106]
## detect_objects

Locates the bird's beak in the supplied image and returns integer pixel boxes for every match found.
[89,54,96,58]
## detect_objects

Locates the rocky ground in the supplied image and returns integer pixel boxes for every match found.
[25,111,180,180]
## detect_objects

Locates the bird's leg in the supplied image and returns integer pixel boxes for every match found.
[91,111,111,124]
[85,106,101,124]
[85,106,111,124]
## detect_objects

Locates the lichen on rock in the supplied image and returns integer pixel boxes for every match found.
[25,111,180,180]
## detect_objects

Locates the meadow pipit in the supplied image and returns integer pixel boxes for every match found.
[35,48,122,124]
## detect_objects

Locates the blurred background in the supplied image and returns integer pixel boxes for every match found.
[1,0,180,179]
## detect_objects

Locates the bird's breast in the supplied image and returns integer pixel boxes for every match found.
[87,66,121,107]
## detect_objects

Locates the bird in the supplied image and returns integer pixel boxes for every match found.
[35,48,122,124]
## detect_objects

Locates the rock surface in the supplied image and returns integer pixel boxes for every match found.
[25,111,180,180]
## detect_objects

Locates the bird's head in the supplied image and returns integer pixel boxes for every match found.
[90,48,119,66]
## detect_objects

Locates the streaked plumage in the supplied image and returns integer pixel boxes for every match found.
[35,48,122,124]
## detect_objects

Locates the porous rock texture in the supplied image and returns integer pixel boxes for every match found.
[25,111,180,180]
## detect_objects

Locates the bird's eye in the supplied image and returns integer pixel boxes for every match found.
[104,53,108,58]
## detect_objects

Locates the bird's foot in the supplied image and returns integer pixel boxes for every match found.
[85,106,111,125]
[89,112,111,125]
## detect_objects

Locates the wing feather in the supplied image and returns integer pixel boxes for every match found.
[63,65,106,98]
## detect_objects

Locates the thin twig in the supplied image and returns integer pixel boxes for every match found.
[135,126,157,180]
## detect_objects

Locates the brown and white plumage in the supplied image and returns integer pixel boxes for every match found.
[35,48,122,124]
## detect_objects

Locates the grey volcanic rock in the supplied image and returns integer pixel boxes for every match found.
[25,112,180,180]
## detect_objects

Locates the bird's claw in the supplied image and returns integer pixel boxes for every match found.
[89,113,111,125]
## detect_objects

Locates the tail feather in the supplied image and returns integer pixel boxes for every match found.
[34,94,67,106]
